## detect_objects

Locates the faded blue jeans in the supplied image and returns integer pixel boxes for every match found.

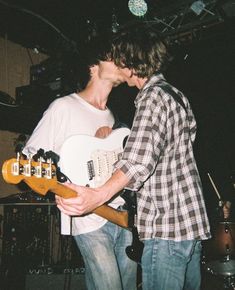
[141,238,202,290]
[74,221,137,290]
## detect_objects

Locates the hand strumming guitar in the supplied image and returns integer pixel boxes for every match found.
[95,126,112,138]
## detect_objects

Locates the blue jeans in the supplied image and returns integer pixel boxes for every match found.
[141,238,202,290]
[74,221,137,290]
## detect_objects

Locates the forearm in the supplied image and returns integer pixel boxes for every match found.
[99,169,130,203]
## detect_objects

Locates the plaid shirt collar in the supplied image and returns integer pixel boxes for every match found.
[134,72,166,106]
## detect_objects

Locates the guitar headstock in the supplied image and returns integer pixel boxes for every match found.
[2,157,57,195]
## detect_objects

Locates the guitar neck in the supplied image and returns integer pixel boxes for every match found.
[49,182,129,229]
[94,206,128,229]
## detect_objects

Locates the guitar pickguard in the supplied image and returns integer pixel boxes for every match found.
[59,127,130,188]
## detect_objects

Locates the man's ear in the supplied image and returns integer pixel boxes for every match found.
[90,64,98,76]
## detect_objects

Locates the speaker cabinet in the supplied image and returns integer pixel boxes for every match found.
[25,274,86,290]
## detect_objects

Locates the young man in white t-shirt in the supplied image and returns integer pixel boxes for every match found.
[23,39,137,290]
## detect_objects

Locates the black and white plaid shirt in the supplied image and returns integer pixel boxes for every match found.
[115,73,211,241]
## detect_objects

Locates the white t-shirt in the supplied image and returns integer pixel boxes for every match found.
[23,93,125,235]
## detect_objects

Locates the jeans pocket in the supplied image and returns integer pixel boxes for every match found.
[168,240,197,261]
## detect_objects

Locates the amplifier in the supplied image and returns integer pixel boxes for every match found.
[1,204,84,266]
[15,84,54,109]
[25,273,86,290]
[29,57,79,97]
[30,59,63,86]
[15,82,74,110]
[2,204,55,267]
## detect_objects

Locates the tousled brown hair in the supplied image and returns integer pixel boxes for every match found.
[111,21,172,78]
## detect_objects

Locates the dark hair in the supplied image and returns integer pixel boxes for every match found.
[77,34,112,89]
[111,21,172,78]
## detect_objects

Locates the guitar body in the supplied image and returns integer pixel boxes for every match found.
[59,127,130,188]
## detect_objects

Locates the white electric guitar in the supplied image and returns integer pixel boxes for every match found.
[2,128,131,228]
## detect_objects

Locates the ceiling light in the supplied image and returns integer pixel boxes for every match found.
[190,1,215,16]
[128,0,148,17]
[190,0,205,15]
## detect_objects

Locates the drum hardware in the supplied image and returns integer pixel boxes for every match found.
[225,255,232,262]
[202,221,235,290]
[203,222,235,275]
[202,255,235,289]
[204,173,235,288]
[222,276,235,290]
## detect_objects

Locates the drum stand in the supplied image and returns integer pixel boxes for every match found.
[222,223,235,289]
[202,221,235,290]
[221,274,235,290]
[218,255,235,290]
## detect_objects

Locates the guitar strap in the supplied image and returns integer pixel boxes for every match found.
[156,81,187,113]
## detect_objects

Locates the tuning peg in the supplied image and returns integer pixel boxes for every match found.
[32,148,45,161]
[56,169,68,183]
[15,143,24,154]
[44,150,60,165]
[43,150,67,182]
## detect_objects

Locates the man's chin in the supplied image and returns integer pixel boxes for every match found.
[126,82,135,87]
[113,80,123,87]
